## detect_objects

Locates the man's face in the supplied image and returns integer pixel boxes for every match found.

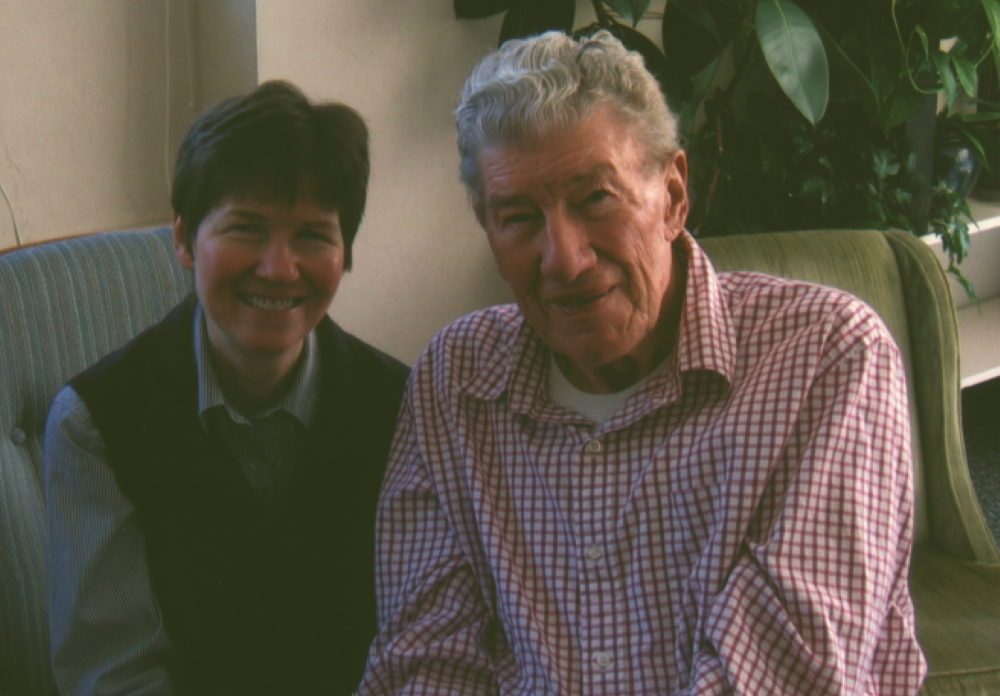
[479,108,689,393]
[173,197,345,374]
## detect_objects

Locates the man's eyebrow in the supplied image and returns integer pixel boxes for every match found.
[486,192,534,210]
[487,163,619,209]
[573,163,617,181]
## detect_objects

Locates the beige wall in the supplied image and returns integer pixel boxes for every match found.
[196,0,258,108]
[0,1,198,247]
[255,0,513,362]
[1,0,512,363]
[0,0,256,248]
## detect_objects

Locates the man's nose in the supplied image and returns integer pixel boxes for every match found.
[539,210,596,283]
[257,241,300,282]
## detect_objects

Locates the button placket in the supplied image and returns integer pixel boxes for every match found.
[594,650,614,671]
[576,432,622,690]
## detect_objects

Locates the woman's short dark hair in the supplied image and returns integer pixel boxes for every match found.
[171,80,369,269]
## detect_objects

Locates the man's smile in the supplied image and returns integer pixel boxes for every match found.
[548,286,616,311]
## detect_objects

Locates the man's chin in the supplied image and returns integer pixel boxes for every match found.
[552,340,631,376]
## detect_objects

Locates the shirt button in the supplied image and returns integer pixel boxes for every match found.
[10,428,26,445]
[585,440,602,453]
[594,651,614,671]
[586,545,603,560]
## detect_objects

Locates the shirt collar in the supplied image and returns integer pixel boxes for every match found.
[672,229,736,382]
[459,231,735,417]
[194,304,320,430]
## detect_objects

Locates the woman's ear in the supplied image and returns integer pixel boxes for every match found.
[172,213,195,270]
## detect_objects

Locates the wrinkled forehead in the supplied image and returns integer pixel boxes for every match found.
[479,110,662,178]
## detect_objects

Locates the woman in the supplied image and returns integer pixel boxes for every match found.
[45,80,408,696]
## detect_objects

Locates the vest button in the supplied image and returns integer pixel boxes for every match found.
[11,428,26,445]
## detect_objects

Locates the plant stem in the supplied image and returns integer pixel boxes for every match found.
[692,17,758,228]
[591,0,613,27]
[692,96,726,227]
[723,34,757,104]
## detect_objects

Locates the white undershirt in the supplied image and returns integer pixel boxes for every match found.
[546,352,652,427]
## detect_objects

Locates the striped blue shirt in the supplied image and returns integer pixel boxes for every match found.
[45,305,320,696]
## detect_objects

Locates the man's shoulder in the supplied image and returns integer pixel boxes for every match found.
[718,270,893,346]
[430,303,520,351]
[414,304,523,380]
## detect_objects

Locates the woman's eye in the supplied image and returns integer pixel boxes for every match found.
[583,190,610,205]
[300,229,335,244]
[229,223,261,234]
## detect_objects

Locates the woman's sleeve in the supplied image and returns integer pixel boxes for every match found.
[45,385,174,696]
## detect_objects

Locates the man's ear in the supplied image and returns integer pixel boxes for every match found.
[663,150,689,238]
[172,213,195,270]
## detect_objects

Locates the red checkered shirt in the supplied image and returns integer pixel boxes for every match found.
[361,232,926,695]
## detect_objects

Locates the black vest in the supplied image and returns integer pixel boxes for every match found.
[71,296,408,696]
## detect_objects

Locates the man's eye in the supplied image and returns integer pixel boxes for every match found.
[583,190,611,205]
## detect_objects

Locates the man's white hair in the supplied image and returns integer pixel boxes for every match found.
[455,30,680,217]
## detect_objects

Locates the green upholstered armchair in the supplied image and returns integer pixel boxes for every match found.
[0,225,996,694]
[701,229,1000,696]
[0,226,189,696]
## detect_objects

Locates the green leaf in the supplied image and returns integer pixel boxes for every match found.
[691,55,722,97]
[931,50,959,111]
[961,111,1000,122]
[755,0,829,125]
[873,148,901,180]
[661,0,726,77]
[922,0,980,44]
[499,0,575,46]
[731,21,756,69]
[454,0,511,19]
[879,83,926,130]
[960,129,989,164]
[914,25,930,62]
[981,0,1000,86]
[604,0,635,23]
[604,0,651,25]
[817,24,878,122]
[951,54,978,97]
[669,0,721,41]
[866,22,904,109]
[948,264,979,303]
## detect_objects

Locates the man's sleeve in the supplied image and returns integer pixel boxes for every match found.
[359,397,503,696]
[45,386,173,696]
[687,333,926,695]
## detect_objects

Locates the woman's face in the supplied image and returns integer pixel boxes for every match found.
[174,196,344,375]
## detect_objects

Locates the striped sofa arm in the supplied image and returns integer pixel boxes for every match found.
[0,226,190,696]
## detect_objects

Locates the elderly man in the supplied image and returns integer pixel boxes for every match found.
[361,31,925,695]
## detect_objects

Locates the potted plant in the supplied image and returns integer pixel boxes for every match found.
[454,0,1000,293]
